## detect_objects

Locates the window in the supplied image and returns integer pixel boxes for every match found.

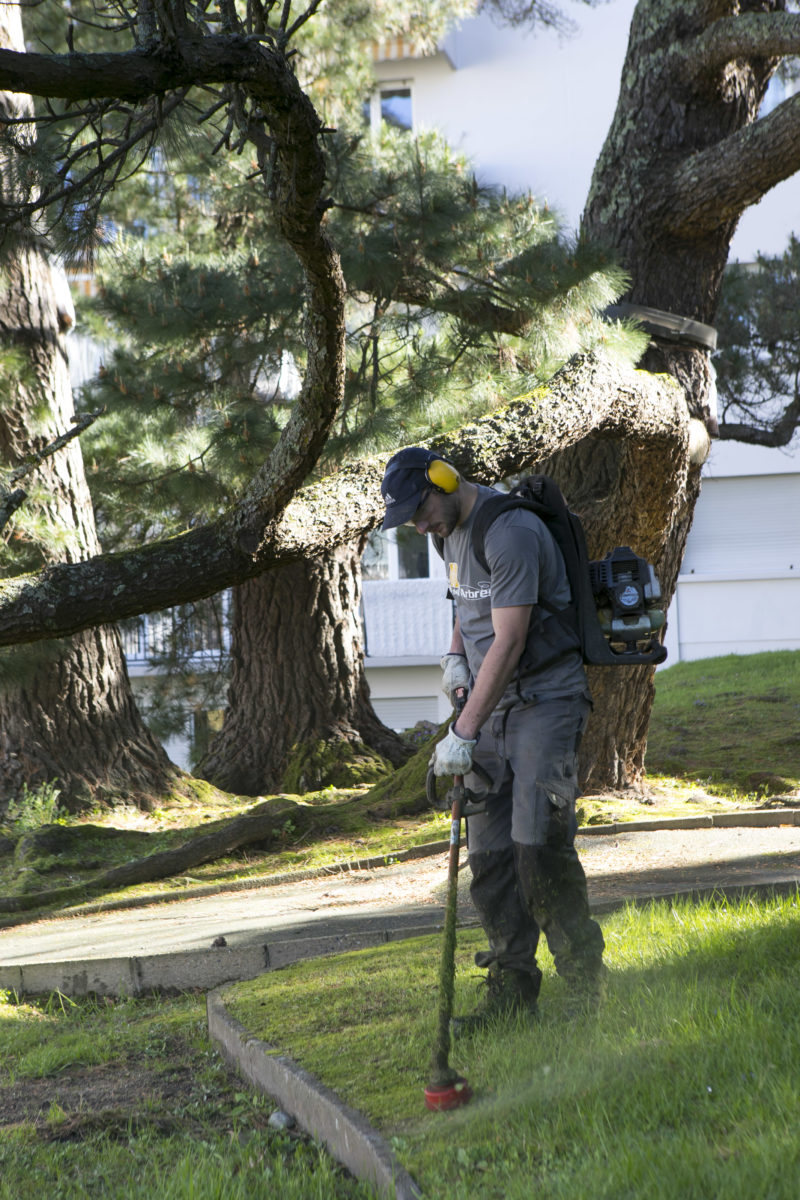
[380,87,412,131]
[396,525,429,578]
[366,84,413,135]
[361,525,432,579]
[362,529,390,580]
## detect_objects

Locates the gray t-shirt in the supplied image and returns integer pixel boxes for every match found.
[442,484,587,705]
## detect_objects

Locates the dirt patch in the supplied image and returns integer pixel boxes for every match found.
[0,1061,198,1132]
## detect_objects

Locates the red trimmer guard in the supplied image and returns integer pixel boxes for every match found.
[424,1077,473,1111]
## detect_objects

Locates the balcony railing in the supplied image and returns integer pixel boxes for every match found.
[120,579,453,671]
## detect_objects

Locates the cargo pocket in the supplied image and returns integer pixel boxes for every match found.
[536,777,579,845]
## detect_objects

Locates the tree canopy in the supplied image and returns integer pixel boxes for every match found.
[2,0,800,668]
[715,235,800,447]
[0,0,642,645]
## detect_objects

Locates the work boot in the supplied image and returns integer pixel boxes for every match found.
[561,962,608,1019]
[450,964,540,1040]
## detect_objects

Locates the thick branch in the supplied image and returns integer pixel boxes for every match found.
[0,36,271,102]
[718,392,800,446]
[674,12,800,84]
[666,91,800,236]
[0,354,688,646]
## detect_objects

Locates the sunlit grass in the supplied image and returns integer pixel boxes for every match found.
[226,891,800,1199]
[646,650,800,799]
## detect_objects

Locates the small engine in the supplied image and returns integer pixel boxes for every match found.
[589,546,666,654]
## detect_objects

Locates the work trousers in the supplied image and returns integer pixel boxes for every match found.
[464,693,605,987]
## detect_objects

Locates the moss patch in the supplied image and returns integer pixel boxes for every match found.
[281,738,391,793]
[360,724,444,818]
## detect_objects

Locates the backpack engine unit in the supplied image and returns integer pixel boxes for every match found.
[468,476,667,667]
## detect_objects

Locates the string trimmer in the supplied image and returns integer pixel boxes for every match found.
[423,690,489,1112]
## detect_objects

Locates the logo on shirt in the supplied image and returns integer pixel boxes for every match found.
[451,582,492,600]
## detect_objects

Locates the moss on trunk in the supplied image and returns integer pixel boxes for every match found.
[280,737,391,793]
[360,724,446,819]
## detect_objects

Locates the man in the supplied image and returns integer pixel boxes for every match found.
[381,446,605,1031]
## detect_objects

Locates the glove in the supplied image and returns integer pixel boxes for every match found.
[440,653,470,705]
[431,724,477,777]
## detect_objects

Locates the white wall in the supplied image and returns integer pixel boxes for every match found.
[376,1,800,261]
[365,664,451,729]
[663,444,800,664]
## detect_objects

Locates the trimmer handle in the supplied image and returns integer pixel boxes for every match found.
[425,684,475,811]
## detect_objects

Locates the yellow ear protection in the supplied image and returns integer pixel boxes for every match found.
[426,456,460,494]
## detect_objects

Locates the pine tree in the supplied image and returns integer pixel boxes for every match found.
[2,0,752,795]
[77,113,632,792]
[714,238,800,448]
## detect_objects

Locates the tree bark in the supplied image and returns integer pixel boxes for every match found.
[198,540,409,796]
[577,0,782,789]
[0,5,175,812]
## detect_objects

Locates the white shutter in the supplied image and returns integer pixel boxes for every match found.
[681,475,800,576]
[371,696,440,732]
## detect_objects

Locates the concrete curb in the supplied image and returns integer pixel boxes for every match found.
[207,988,422,1200]
[579,807,800,836]
[7,869,800,999]
[8,871,800,998]
[0,921,451,998]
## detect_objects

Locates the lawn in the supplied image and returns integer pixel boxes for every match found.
[645,649,800,799]
[0,989,372,1200]
[225,891,800,1199]
[3,651,800,1196]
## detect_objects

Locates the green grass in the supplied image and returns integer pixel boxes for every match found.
[646,650,800,799]
[225,891,800,1199]
[0,991,372,1200]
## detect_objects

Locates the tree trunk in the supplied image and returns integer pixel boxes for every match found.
[197,539,409,795]
[575,0,778,791]
[538,431,694,790]
[0,5,175,813]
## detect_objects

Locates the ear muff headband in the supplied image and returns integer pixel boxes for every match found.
[426,457,459,494]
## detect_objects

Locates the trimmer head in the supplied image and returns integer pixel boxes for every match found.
[424,1076,473,1111]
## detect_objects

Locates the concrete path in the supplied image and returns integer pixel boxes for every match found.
[2,815,800,996]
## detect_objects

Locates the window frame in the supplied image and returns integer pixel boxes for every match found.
[368,80,414,135]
